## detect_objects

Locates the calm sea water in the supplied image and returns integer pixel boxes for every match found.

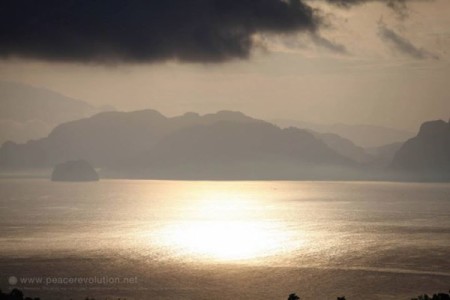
[0,179,449,299]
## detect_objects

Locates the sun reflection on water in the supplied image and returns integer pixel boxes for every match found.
[162,220,289,260]
[152,186,302,262]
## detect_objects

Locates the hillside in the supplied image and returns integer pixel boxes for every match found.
[0,109,358,179]
[391,119,450,180]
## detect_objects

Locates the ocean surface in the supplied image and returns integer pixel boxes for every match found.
[0,179,449,299]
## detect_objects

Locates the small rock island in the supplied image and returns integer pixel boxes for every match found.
[51,160,99,182]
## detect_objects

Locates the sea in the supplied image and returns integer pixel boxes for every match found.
[0,179,449,299]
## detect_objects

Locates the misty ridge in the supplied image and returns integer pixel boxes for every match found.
[0,108,353,179]
[271,119,414,149]
[0,82,114,145]
[0,90,448,181]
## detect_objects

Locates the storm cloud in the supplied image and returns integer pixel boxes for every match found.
[0,0,415,63]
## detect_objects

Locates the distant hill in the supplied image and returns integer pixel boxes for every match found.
[0,81,114,144]
[366,142,404,168]
[272,119,414,148]
[0,109,359,180]
[391,119,450,180]
[311,132,373,164]
[51,159,99,182]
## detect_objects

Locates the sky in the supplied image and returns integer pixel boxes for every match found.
[0,0,449,131]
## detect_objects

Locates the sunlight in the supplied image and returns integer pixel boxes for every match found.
[155,187,299,262]
[163,220,288,261]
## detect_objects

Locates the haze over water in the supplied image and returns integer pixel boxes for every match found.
[0,179,449,299]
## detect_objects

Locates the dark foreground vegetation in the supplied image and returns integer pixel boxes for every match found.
[0,289,40,300]
[287,292,450,300]
[1,288,449,300]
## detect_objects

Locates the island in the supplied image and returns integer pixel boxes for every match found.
[51,159,99,182]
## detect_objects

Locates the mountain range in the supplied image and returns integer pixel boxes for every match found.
[0,108,448,180]
[0,82,448,181]
[0,109,365,179]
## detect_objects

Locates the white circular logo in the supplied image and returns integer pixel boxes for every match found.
[8,276,18,285]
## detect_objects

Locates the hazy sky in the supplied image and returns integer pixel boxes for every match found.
[1,0,449,131]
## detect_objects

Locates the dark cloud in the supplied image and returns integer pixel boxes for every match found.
[378,23,439,60]
[0,0,417,63]
[0,0,317,63]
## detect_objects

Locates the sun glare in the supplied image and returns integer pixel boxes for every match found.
[163,220,288,261]
[154,187,298,262]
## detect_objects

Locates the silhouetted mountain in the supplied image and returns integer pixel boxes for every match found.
[272,119,414,148]
[391,119,450,180]
[311,132,373,163]
[0,109,358,180]
[0,81,114,144]
[119,121,355,179]
[0,109,264,168]
[51,160,99,182]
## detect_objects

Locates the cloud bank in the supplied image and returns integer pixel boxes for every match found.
[0,0,414,63]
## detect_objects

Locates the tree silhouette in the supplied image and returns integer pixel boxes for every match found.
[288,293,300,300]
